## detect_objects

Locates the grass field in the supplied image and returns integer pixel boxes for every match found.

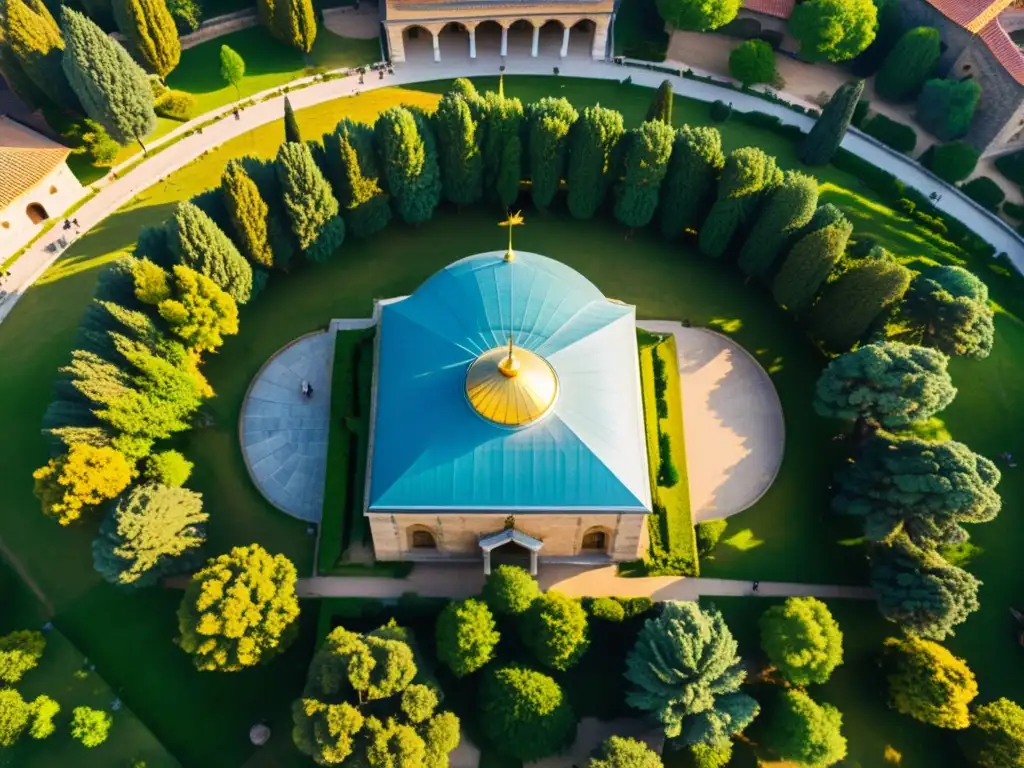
[0,75,1020,765]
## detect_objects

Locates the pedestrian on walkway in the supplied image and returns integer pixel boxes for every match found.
[752,580,760,593]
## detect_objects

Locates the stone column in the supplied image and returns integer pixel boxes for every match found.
[500,25,508,56]
[529,549,538,575]
[386,25,406,63]
[483,549,492,575]
[591,17,609,60]
[560,25,570,57]
[531,25,539,57]
[432,31,440,62]
[469,26,476,58]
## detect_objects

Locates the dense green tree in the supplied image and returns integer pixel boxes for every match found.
[589,736,663,768]
[760,597,843,686]
[2,0,78,107]
[0,630,45,684]
[876,27,941,102]
[763,689,847,766]
[168,201,253,302]
[737,171,818,278]
[800,79,865,165]
[521,591,589,671]
[435,598,499,677]
[850,0,903,76]
[625,602,759,744]
[729,39,776,86]
[479,89,524,204]
[222,159,274,270]
[323,118,391,238]
[142,263,239,356]
[483,565,539,615]
[256,0,274,33]
[61,8,156,150]
[685,742,733,768]
[700,147,781,258]
[614,120,675,229]
[659,125,725,238]
[960,698,1024,768]
[177,544,300,671]
[273,0,315,52]
[527,96,578,211]
[112,0,179,78]
[433,92,483,207]
[275,141,346,262]
[926,141,980,184]
[814,341,956,430]
[917,79,982,140]
[788,0,877,62]
[903,265,995,360]
[884,635,977,729]
[240,154,299,269]
[219,43,244,98]
[646,79,673,123]
[0,689,58,747]
[33,443,132,526]
[376,106,441,225]
[92,482,207,587]
[0,36,47,111]
[870,533,980,639]
[772,216,852,314]
[809,248,911,349]
[655,0,739,31]
[28,695,58,740]
[70,706,111,747]
[834,432,1000,547]
[144,449,192,486]
[480,665,575,761]
[566,105,624,219]
[283,95,301,143]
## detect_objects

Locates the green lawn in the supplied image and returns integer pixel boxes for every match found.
[1,75,1021,765]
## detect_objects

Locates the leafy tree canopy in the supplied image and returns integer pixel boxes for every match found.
[884,635,977,729]
[903,265,995,360]
[959,697,1024,768]
[589,735,664,768]
[760,597,843,686]
[655,0,740,32]
[0,630,45,685]
[435,598,499,678]
[33,443,133,526]
[789,0,877,62]
[482,565,539,615]
[480,665,575,762]
[763,689,847,767]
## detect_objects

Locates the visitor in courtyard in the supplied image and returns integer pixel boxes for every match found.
[752,580,760,593]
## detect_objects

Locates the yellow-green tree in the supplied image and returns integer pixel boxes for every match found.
[176,544,300,671]
[112,0,180,78]
[2,0,79,107]
[273,0,315,53]
[222,159,274,269]
[33,443,133,525]
[884,635,977,729]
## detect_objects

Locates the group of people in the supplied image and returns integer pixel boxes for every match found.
[62,218,80,233]
[0,269,11,293]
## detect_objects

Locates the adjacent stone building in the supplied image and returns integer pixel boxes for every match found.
[363,249,652,573]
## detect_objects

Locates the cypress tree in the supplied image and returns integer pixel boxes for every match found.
[799,80,864,166]
[876,27,940,102]
[646,79,673,124]
[496,135,522,209]
[276,141,346,262]
[168,201,254,303]
[375,106,441,225]
[614,120,675,230]
[111,0,180,79]
[0,36,48,110]
[566,105,624,220]
[809,247,911,350]
[527,97,578,211]
[241,155,298,270]
[433,92,483,207]
[61,7,156,150]
[659,125,725,238]
[283,95,301,144]
[738,170,819,278]
[480,90,524,203]
[3,0,79,108]
[772,217,853,314]
[699,147,782,258]
[325,119,391,238]
[222,159,274,270]
[256,0,274,33]
[273,0,316,53]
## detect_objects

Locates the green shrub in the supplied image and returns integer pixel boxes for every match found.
[657,432,679,488]
[1003,201,1024,221]
[995,149,1024,186]
[863,114,917,153]
[78,119,120,166]
[480,666,575,762]
[143,450,193,487]
[898,198,916,215]
[589,597,626,623]
[917,78,981,140]
[436,598,499,677]
[729,39,776,86]
[852,99,870,127]
[521,591,589,671]
[618,596,655,618]
[960,177,1005,212]
[733,110,783,131]
[710,100,732,123]
[876,26,941,102]
[483,564,539,616]
[913,211,948,235]
[925,141,980,183]
[688,741,734,768]
[154,89,196,121]
[695,519,728,557]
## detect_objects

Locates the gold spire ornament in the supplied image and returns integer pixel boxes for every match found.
[499,210,525,262]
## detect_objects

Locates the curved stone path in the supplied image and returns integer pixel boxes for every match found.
[240,331,335,522]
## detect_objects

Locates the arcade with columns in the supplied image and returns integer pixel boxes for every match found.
[382,0,612,63]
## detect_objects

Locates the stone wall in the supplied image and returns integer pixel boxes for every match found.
[179,10,259,50]
[368,511,648,561]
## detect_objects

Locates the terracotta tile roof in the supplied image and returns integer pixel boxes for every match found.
[741,0,795,19]
[978,19,1024,84]
[923,0,1015,32]
[0,117,71,212]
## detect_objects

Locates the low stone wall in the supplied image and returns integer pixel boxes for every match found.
[179,10,259,50]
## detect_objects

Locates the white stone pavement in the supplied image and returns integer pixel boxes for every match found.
[2,49,1022,327]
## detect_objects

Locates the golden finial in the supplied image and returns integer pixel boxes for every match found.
[498,210,525,262]
[498,334,520,378]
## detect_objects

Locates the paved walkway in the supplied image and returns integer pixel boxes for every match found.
[240,331,335,522]
[295,563,874,601]
[2,49,1021,327]
[640,323,784,522]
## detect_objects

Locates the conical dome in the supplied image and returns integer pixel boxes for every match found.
[465,344,559,427]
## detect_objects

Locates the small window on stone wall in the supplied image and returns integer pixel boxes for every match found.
[581,528,607,551]
[962,64,972,74]
[411,529,437,549]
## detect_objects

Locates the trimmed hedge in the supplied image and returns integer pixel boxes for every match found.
[960,177,1005,212]
[995,149,1024,187]
[925,141,980,184]
[710,100,732,123]
[852,99,870,128]
[1003,201,1024,221]
[696,519,728,557]
[863,113,917,153]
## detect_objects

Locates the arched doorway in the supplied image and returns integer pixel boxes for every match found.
[506,19,534,57]
[409,527,437,550]
[581,527,609,553]
[26,203,48,224]
[475,20,503,58]
[402,25,434,62]
[537,19,564,57]
[438,21,470,59]
[569,19,596,58]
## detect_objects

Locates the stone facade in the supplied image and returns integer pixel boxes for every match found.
[368,511,648,563]
[0,161,84,261]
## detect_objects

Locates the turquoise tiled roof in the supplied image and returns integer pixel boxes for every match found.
[366,251,651,513]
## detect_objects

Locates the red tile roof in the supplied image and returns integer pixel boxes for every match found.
[978,19,1024,84]
[741,0,795,20]
[923,0,1013,32]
